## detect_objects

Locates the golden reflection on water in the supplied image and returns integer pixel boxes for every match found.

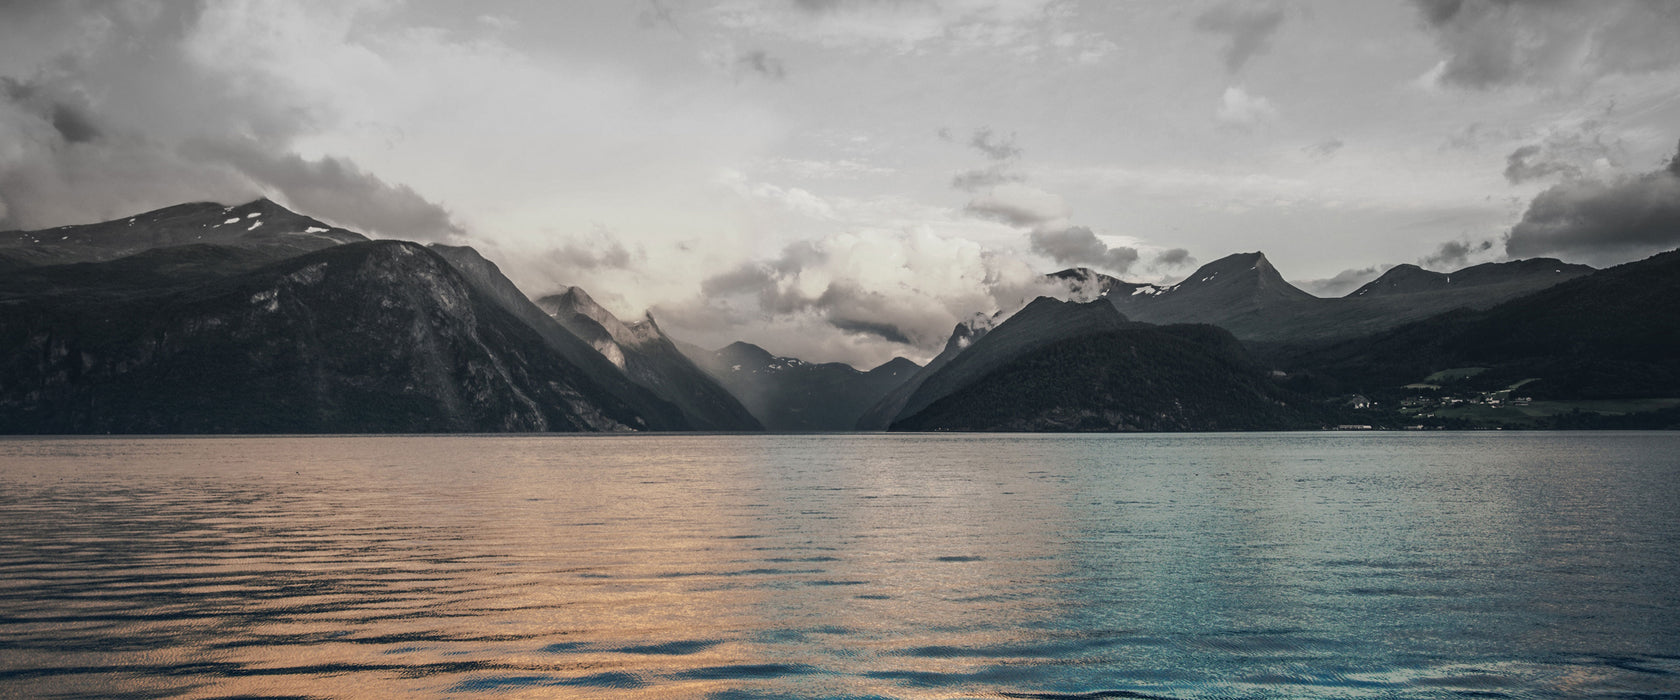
[0,433,1677,698]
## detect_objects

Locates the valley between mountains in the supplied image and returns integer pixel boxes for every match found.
[3,199,1676,433]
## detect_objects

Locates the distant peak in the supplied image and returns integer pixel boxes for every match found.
[869,356,920,374]
[560,285,595,305]
[1049,267,1099,280]
[718,341,777,365]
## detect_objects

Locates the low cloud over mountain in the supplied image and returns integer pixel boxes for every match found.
[1506,142,1680,265]
[0,2,460,239]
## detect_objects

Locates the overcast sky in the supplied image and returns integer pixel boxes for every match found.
[3,0,1679,366]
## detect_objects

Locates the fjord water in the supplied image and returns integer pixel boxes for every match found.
[1,434,1676,699]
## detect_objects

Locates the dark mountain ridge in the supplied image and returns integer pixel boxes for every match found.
[1284,248,1680,401]
[1052,252,1595,349]
[854,311,1001,430]
[886,297,1312,431]
[682,341,919,431]
[0,241,671,433]
[868,297,1132,429]
[0,198,366,267]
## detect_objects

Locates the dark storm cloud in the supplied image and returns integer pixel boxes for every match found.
[0,0,463,239]
[1421,239,1493,269]
[1297,265,1393,298]
[1193,1,1286,73]
[0,77,103,144]
[1152,248,1196,270]
[1505,141,1680,263]
[969,127,1021,161]
[1029,226,1140,274]
[830,317,912,344]
[1412,0,1680,89]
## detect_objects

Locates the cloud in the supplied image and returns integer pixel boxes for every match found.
[1421,239,1494,269]
[184,139,464,241]
[737,49,787,80]
[1216,85,1278,128]
[1304,138,1344,159]
[951,164,1023,191]
[964,183,1067,228]
[712,0,1113,60]
[1029,225,1140,275]
[1297,265,1394,298]
[1502,123,1623,184]
[0,1,462,238]
[969,127,1020,161]
[638,0,682,32]
[1505,141,1680,264]
[1194,2,1286,73]
[949,127,1025,190]
[1151,247,1196,270]
[1413,0,1680,89]
[541,226,643,276]
[681,228,1060,365]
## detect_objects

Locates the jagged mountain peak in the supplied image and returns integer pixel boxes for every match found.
[946,310,1003,352]
[539,286,666,351]
[1164,251,1314,300]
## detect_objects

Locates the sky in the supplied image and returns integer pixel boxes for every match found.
[3,0,1679,367]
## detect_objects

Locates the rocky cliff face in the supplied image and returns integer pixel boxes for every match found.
[537,287,763,431]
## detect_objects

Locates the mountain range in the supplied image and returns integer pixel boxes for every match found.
[1054,252,1595,352]
[1,198,1673,432]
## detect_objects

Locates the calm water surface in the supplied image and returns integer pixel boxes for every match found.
[1,433,1677,699]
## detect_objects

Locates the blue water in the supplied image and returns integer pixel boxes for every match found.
[1,432,1677,698]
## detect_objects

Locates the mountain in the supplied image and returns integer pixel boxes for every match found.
[1347,258,1595,298]
[425,244,693,430]
[1284,248,1680,401]
[891,323,1313,432]
[876,296,1309,431]
[0,198,366,267]
[535,287,761,431]
[682,342,919,431]
[1057,253,1325,345]
[1051,252,1595,349]
[855,311,1001,430]
[863,298,1131,429]
[0,241,680,433]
